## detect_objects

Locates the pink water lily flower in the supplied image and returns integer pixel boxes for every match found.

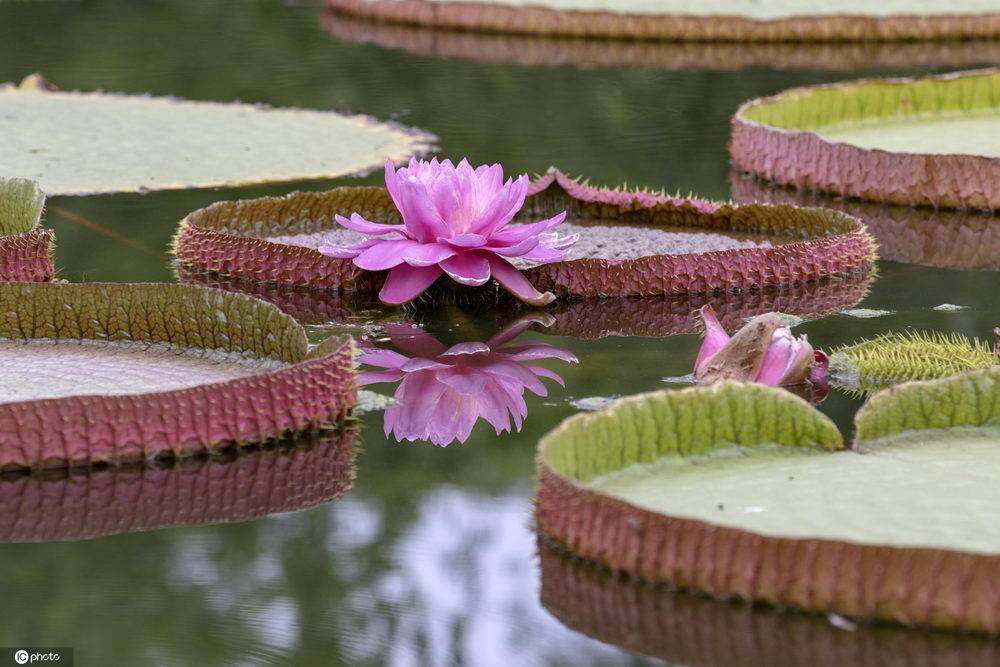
[694,304,828,387]
[319,158,577,306]
[359,318,577,446]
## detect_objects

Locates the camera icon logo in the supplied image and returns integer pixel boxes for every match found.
[14,650,29,665]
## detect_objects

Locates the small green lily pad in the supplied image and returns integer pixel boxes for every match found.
[830,331,996,393]
[840,308,894,319]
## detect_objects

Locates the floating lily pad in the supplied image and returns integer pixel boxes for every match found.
[538,537,1000,667]
[830,331,996,394]
[0,430,356,543]
[731,173,1000,271]
[325,10,1000,72]
[173,169,874,300]
[325,0,1000,41]
[0,283,357,471]
[535,375,1000,633]
[0,75,434,196]
[732,69,1000,210]
[0,178,54,282]
[840,308,893,319]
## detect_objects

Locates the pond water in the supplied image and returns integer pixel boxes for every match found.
[1,1,999,665]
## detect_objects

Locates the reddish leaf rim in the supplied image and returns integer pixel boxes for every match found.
[0,282,357,471]
[731,68,1000,210]
[324,0,1000,42]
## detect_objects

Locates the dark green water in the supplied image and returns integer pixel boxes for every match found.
[1,1,998,665]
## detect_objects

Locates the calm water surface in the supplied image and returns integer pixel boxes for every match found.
[1,2,999,665]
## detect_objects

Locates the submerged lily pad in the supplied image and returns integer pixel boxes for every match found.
[173,169,874,300]
[0,283,356,471]
[731,173,1000,271]
[535,374,1000,633]
[732,69,1000,210]
[538,537,1000,667]
[326,10,1000,72]
[0,75,434,196]
[830,331,997,394]
[326,0,1000,41]
[0,430,356,543]
[0,177,54,282]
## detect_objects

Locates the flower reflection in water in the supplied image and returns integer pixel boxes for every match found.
[359,317,577,446]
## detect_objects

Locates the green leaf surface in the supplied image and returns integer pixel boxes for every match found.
[0,79,434,195]
[541,374,1000,554]
[742,68,1000,155]
[0,282,313,403]
[0,177,44,236]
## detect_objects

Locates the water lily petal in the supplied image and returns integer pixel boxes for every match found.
[400,358,452,373]
[517,243,572,264]
[436,367,490,395]
[778,334,817,386]
[694,304,731,375]
[318,244,362,259]
[335,212,406,238]
[384,159,405,215]
[446,233,488,248]
[440,341,491,357]
[358,369,406,385]
[538,231,579,249]
[354,239,420,271]
[440,253,492,286]
[358,350,410,370]
[384,323,448,358]
[401,242,456,267]
[501,343,578,363]
[479,359,549,396]
[486,235,540,257]
[489,212,567,245]
[487,255,555,306]
[396,173,451,242]
[379,264,444,304]
[472,174,528,236]
[756,329,798,386]
[525,365,567,386]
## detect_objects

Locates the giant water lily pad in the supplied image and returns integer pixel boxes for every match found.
[732,69,1000,210]
[0,283,356,471]
[538,538,1000,666]
[0,430,356,543]
[173,169,874,300]
[326,10,1000,72]
[732,173,1000,271]
[326,0,1000,41]
[536,372,1000,633]
[0,178,54,281]
[0,76,434,196]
